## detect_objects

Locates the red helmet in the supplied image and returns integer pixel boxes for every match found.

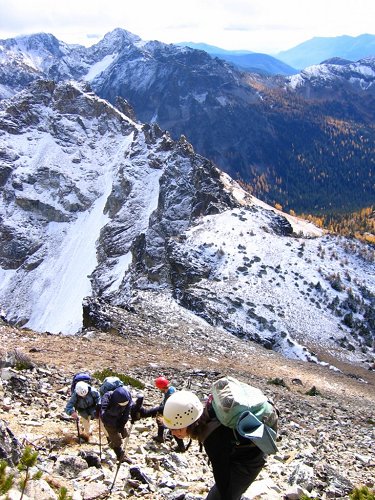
[155,376,170,389]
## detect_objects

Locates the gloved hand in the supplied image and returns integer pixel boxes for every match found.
[71,411,79,420]
[130,394,145,423]
[130,406,141,424]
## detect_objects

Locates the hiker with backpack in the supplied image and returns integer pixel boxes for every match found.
[65,380,101,439]
[163,377,278,500]
[100,386,144,463]
[137,376,186,452]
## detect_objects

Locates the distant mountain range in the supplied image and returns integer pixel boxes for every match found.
[0,29,374,214]
[178,34,375,72]
[276,34,375,69]
[176,42,298,75]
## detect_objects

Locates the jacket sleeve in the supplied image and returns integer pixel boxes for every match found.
[92,388,101,407]
[65,392,78,415]
[100,392,111,421]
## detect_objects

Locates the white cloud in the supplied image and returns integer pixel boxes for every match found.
[0,0,374,53]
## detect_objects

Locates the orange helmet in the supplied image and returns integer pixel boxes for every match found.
[155,376,170,389]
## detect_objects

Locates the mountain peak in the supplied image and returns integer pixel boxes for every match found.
[99,27,141,47]
[320,57,353,65]
[10,32,66,53]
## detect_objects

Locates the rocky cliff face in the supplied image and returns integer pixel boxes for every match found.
[0,79,243,330]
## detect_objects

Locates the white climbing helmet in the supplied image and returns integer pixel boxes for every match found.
[163,390,203,429]
[75,381,89,397]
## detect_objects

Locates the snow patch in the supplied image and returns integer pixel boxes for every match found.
[106,253,133,293]
[84,53,118,81]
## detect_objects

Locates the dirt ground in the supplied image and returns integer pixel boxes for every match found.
[1,322,374,408]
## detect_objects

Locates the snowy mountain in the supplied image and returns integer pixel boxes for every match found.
[0,29,374,213]
[277,34,375,70]
[287,56,375,96]
[0,80,374,372]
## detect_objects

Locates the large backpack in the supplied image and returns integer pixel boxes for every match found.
[211,376,279,455]
[99,376,124,396]
[71,372,92,394]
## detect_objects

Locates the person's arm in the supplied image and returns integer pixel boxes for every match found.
[118,405,131,429]
[65,392,78,416]
[92,389,101,407]
[100,392,111,423]
[140,405,162,418]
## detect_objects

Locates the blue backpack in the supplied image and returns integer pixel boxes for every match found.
[71,372,92,394]
[211,376,279,455]
[99,376,124,396]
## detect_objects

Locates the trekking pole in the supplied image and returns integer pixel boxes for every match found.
[108,422,133,496]
[98,417,102,460]
[108,459,122,497]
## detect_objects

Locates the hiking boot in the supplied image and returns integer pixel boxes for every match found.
[80,432,90,443]
[116,451,133,464]
[114,447,133,464]
[119,454,132,464]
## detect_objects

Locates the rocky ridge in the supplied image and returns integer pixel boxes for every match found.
[0,296,374,500]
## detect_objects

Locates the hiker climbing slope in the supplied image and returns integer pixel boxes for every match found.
[140,376,186,452]
[99,386,135,463]
[163,387,273,500]
[65,381,100,439]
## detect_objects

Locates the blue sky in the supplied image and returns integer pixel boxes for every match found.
[0,0,374,54]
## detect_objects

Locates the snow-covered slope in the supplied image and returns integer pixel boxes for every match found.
[0,79,373,370]
[168,200,374,365]
[287,57,375,93]
[0,79,239,333]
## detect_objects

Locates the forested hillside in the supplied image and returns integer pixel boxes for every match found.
[237,89,375,214]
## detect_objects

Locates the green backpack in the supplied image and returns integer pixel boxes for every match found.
[211,376,279,454]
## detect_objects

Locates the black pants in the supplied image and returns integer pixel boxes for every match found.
[205,452,266,500]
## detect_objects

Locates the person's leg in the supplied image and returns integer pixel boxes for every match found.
[174,436,186,452]
[101,421,109,437]
[153,423,165,443]
[81,415,91,435]
[206,453,266,500]
[227,453,266,500]
[104,425,122,450]
[205,484,221,500]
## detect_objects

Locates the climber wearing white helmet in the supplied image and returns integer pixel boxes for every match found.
[65,381,100,438]
[163,390,266,500]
